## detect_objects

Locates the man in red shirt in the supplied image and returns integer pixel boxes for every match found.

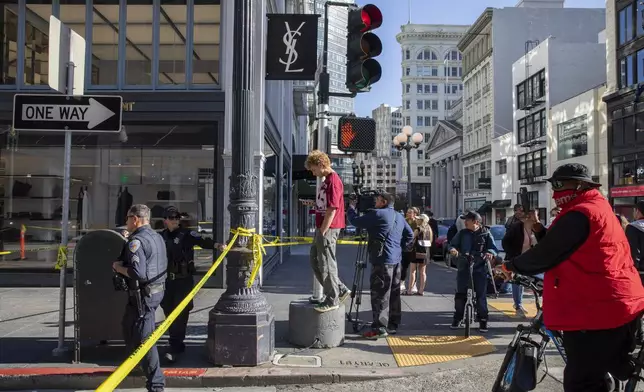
[305,150,351,312]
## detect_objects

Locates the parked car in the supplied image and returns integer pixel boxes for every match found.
[431,225,449,259]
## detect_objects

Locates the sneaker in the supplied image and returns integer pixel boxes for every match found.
[339,289,351,303]
[308,296,324,305]
[450,320,462,329]
[386,325,398,335]
[515,306,527,318]
[363,327,388,340]
[400,282,406,291]
[314,303,339,313]
[479,319,488,333]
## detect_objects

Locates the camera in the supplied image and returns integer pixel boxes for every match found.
[112,271,129,291]
[349,189,379,213]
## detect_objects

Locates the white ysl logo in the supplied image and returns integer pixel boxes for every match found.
[279,21,306,72]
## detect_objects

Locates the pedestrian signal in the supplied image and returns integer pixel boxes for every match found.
[338,116,376,153]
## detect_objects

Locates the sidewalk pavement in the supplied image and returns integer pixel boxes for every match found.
[0,244,564,390]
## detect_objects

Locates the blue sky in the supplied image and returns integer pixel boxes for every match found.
[353,0,607,116]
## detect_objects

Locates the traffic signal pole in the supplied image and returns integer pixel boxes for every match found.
[311,1,357,303]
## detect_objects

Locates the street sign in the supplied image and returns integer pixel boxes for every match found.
[49,15,85,95]
[13,94,123,132]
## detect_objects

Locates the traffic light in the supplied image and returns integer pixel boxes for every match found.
[345,4,383,93]
[338,116,376,153]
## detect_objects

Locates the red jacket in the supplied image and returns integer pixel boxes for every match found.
[544,189,644,331]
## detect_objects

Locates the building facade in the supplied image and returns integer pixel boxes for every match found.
[396,24,468,197]
[603,0,644,220]
[426,98,463,219]
[457,1,606,223]
[491,132,518,225]
[0,0,307,285]
[358,104,402,194]
[509,36,606,218]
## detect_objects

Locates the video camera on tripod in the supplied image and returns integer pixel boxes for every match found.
[348,188,380,213]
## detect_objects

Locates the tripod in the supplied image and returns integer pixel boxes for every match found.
[346,232,369,333]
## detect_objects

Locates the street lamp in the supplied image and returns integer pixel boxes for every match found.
[352,160,365,190]
[393,126,423,209]
[452,175,461,217]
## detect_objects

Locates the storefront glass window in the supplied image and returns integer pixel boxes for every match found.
[159,0,187,85]
[0,124,217,269]
[192,0,220,85]
[263,142,277,260]
[0,1,18,85]
[24,1,52,86]
[91,0,119,86]
[612,159,643,186]
[282,163,289,238]
[125,1,153,86]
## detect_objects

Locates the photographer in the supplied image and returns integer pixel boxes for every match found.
[348,191,414,340]
[112,204,167,392]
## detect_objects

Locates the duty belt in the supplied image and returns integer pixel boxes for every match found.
[128,283,165,296]
[167,272,191,280]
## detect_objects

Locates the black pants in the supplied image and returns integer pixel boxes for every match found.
[122,293,165,391]
[160,276,194,353]
[370,263,402,330]
[453,258,488,322]
[562,316,640,392]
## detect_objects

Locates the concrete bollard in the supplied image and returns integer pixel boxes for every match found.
[288,300,345,348]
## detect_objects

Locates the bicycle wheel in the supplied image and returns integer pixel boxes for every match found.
[625,347,644,392]
[465,303,472,338]
[491,343,519,392]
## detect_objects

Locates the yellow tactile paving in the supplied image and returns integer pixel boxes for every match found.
[488,300,538,319]
[386,335,496,367]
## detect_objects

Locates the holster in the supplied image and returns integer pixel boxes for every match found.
[127,280,145,319]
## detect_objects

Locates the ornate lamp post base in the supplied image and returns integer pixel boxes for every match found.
[206,308,275,366]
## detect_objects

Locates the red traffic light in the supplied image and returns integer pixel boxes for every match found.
[349,4,382,34]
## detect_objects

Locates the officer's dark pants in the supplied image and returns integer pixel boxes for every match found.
[453,258,488,322]
[122,293,164,392]
[370,263,402,330]
[562,315,639,392]
[160,276,194,353]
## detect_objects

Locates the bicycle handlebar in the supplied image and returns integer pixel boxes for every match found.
[510,274,543,298]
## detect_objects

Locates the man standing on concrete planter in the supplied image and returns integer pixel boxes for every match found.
[305,150,351,312]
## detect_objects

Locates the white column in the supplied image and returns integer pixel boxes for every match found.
[429,164,434,212]
[446,157,454,218]
[438,163,445,218]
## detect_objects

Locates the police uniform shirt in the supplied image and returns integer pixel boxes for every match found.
[125,225,168,283]
[162,227,214,267]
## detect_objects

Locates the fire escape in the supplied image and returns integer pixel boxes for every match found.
[519,40,547,186]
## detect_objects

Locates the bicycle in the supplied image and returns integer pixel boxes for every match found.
[452,253,477,338]
[491,273,644,392]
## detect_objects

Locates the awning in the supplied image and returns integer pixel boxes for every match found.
[264,155,315,181]
[492,199,511,208]
[477,201,493,214]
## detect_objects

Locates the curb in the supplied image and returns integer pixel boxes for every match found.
[0,367,406,390]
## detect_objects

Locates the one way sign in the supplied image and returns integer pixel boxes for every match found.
[13,94,123,132]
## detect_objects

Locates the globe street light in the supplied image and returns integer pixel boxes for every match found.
[393,127,424,209]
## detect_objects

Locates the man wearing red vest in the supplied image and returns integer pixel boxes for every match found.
[499,163,644,391]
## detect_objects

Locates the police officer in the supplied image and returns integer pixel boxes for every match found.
[160,206,224,363]
[112,204,166,392]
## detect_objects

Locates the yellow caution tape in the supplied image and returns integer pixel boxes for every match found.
[54,246,67,270]
[95,230,239,392]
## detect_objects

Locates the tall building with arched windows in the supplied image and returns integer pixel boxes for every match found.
[396,24,468,209]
